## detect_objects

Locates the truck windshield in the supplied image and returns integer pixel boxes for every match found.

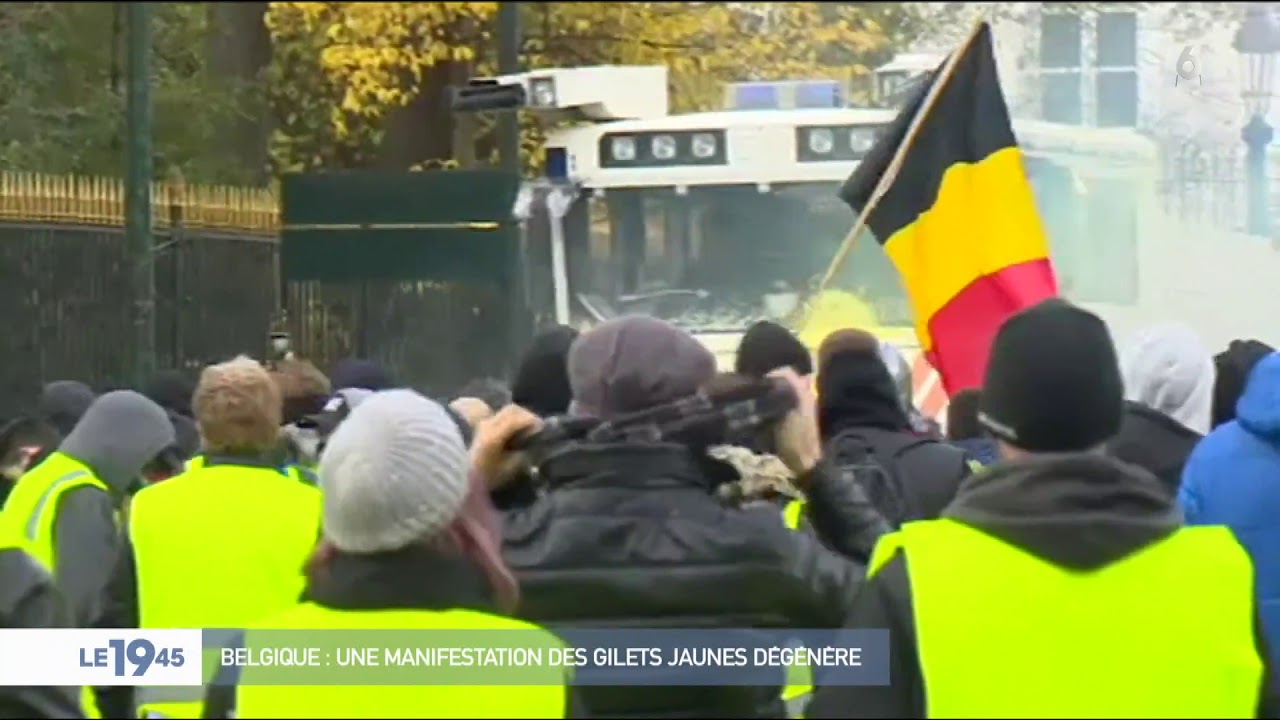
[585,183,911,330]
[581,161,1136,331]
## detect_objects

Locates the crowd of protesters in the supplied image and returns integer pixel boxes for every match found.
[1,299,1279,718]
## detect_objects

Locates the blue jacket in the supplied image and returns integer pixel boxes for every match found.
[1180,352,1280,653]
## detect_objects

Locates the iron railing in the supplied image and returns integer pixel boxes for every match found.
[0,172,278,413]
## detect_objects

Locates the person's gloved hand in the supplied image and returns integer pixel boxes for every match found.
[471,404,543,490]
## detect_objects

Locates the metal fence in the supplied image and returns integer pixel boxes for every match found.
[0,172,278,413]
[1156,138,1280,237]
[285,280,513,397]
[278,169,527,398]
[1157,140,1246,232]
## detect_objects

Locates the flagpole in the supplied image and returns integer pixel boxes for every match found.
[792,18,991,328]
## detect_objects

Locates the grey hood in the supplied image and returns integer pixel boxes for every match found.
[58,390,174,493]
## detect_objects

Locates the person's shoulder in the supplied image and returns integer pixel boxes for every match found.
[1185,422,1261,475]
[891,432,968,466]
[1187,423,1280,494]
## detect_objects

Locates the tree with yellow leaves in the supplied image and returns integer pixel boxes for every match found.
[525,3,906,111]
[265,2,918,173]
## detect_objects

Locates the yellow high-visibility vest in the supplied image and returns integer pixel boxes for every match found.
[870,518,1263,718]
[183,454,315,486]
[783,499,807,531]
[0,454,107,719]
[130,461,322,719]
[779,499,813,717]
[0,452,110,571]
[234,603,573,719]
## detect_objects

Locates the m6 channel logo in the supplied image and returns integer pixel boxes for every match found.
[1175,44,1214,87]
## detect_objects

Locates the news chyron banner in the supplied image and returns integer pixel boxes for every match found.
[0,628,889,687]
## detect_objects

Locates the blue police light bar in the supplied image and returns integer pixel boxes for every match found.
[795,80,845,109]
[726,80,846,110]
[733,83,782,110]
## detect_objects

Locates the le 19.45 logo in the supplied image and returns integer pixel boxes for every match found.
[80,638,185,677]
[1175,45,1214,87]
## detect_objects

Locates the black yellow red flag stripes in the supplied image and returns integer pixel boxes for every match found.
[839,23,1059,394]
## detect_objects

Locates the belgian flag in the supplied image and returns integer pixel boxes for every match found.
[840,23,1059,394]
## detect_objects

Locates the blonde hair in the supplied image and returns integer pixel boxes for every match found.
[193,355,283,454]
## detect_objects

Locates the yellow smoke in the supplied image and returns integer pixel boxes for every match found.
[793,289,919,352]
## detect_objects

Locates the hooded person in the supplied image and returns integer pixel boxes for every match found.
[1181,351,1280,660]
[36,380,96,437]
[142,370,195,419]
[201,390,577,720]
[496,315,889,719]
[809,298,1280,720]
[815,329,969,528]
[103,356,324,720]
[0,391,173,630]
[735,320,814,379]
[1109,324,1214,497]
[732,320,808,456]
[1211,339,1275,429]
[510,325,579,418]
[491,326,579,511]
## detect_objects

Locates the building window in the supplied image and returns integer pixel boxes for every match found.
[1042,72,1084,124]
[1096,11,1138,127]
[1039,11,1084,125]
[1096,11,1137,67]
[1097,71,1139,127]
[1041,13,1083,68]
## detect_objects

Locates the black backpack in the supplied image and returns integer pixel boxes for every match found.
[828,428,939,528]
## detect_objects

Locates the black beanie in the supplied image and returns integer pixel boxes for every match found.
[736,321,813,378]
[1211,339,1275,428]
[978,298,1123,453]
[511,325,578,418]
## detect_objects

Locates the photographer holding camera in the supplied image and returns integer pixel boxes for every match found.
[473,315,889,720]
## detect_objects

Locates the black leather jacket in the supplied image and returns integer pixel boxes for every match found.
[0,547,84,719]
[503,442,889,719]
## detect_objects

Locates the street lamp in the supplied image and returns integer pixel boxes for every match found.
[1233,5,1280,237]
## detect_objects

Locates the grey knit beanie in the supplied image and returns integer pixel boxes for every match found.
[318,389,471,554]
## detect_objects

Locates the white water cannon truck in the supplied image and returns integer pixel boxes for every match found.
[453,61,1280,421]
